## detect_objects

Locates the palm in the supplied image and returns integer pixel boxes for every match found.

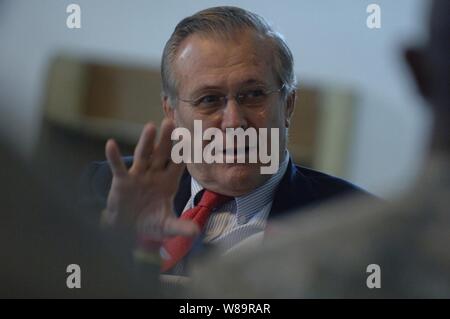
[104,118,198,240]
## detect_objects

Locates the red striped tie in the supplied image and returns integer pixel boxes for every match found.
[161,190,231,272]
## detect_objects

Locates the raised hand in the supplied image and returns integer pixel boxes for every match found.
[103,118,199,241]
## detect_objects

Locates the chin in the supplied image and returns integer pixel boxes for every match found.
[215,163,266,195]
[188,162,269,196]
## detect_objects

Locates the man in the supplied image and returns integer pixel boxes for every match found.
[189,0,450,298]
[85,6,369,278]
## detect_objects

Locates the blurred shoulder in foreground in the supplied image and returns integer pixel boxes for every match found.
[190,158,450,298]
[0,140,158,298]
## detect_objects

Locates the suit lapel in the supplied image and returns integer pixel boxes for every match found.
[173,169,192,217]
[269,159,318,219]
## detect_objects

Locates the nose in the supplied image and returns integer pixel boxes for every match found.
[220,97,248,130]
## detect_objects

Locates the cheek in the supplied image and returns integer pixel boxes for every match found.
[250,105,283,129]
[174,107,194,129]
[272,102,287,127]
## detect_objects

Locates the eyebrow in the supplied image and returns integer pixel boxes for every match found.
[190,78,268,96]
[240,79,267,86]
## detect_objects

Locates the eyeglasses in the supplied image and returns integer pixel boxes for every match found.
[178,84,285,109]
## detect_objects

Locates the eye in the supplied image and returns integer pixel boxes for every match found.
[238,89,267,105]
[246,89,265,98]
[197,95,222,106]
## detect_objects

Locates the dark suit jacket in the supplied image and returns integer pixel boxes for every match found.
[82,156,371,220]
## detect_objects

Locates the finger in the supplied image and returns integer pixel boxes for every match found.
[132,123,157,172]
[152,118,175,169]
[163,218,200,238]
[105,139,127,177]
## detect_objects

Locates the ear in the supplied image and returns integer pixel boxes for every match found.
[162,95,175,120]
[404,47,431,100]
[284,91,296,128]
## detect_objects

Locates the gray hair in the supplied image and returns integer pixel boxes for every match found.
[161,6,297,105]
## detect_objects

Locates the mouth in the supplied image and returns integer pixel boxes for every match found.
[223,146,254,155]
[221,146,260,164]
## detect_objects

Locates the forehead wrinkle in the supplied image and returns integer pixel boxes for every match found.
[174,32,275,94]
[179,40,265,70]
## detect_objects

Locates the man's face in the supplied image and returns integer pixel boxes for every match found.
[165,29,294,196]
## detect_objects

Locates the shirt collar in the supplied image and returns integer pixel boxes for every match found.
[190,151,290,223]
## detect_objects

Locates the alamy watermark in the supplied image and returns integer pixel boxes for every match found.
[366,263,381,289]
[66,4,81,29]
[171,120,280,174]
[366,4,381,29]
[66,264,81,289]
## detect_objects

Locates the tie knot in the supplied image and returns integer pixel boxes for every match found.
[198,190,232,210]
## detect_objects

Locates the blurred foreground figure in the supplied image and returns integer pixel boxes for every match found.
[0,141,159,298]
[189,0,450,298]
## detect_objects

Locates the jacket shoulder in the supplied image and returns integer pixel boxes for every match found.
[294,164,369,198]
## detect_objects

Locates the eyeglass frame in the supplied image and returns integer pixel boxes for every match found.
[176,83,286,108]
